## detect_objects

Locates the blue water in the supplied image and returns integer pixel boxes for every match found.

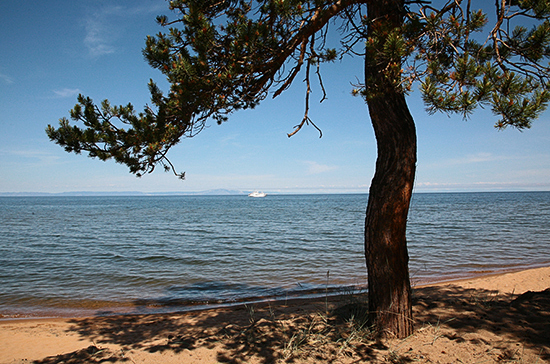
[0,192,548,318]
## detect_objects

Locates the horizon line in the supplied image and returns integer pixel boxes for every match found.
[1,189,549,197]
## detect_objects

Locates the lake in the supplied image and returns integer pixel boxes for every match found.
[0,192,548,318]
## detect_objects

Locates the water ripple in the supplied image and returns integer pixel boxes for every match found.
[0,192,549,318]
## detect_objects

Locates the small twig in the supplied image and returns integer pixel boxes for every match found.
[287,34,323,138]
[325,270,330,315]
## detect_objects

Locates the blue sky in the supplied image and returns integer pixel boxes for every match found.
[1,1,549,194]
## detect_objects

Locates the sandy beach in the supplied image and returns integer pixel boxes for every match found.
[1,266,549,363]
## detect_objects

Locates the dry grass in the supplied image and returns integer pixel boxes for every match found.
[21,283,550,364]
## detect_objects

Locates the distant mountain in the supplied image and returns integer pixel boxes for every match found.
[0,191,144,197]
[143,189,246,196]
[0,192,54,197]
[0,189,247,197]
[197,189,245,195]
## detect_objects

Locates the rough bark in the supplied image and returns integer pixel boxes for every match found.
[364,0,416,338]
[365,92,416,338]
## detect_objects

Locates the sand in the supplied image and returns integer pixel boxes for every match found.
[1,266,549,364]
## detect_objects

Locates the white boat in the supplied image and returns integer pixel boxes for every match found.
[248,190,267,198]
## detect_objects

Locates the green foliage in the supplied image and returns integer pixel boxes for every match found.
[362,0,550,129]
[46,83,187,178]
[404,2,550,129]
[47,0,550,176]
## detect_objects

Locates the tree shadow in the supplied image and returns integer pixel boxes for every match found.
[32,345,128,364]
[32,285,549,363]
[33,295,381,363]
[412,285,550,360]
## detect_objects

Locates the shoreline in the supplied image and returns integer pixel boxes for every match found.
[2,263,549,322]
[414,261,550,288]
[1,266,549,363]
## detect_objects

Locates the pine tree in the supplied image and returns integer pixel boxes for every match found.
[47,0,550,338]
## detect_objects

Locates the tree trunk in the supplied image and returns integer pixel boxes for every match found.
[365,92,416,338]
[364,0,416,338]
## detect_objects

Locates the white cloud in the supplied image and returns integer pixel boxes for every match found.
[414,181,550,192]
[126,2,167,16]
[304,161,338,174]
[53,88,82,98]
[84,11,117,57]
[442,152,499,166]
[219,134,242,147]
[0,72,14,84]
[82,2,165,58]
[457,152,497,164]
[423,152,503,170]
[7,149,61,165]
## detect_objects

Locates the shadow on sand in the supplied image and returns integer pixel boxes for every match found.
[32,285,549,363]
